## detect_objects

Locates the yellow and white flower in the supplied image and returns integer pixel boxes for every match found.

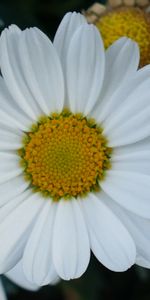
[0,11,150,285]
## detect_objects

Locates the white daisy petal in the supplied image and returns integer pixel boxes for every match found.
[0,109,28,132]
[102,66,150,146]
[101,170,150,218]
[112,149,150,175]
[66,24,105,114]
[0,25,41,120]
[0,78,32,131]
[53,199,90,280]
[0,152,19,169]
[113,149,150,161]
[0,126,22,150]
[19,28,64,114]
[111,136,150,174]
[80,194,136,271]
[103,195,150,268]
[104,105,150,146]
[105,37,139,83]
[0,280,6,300]
[54,12,86,70]
[23,201,58,286]
[112,137,150,155]
[42,273,60,286]
[0,193,44,273]
[0,189,32,223]
[0,153,22,184]
[98,61,150,127]
[5,260,39,291]
[0,176,29,207]
[92,37,139,121]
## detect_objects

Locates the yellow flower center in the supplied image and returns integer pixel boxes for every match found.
[18,110,111,201]
[96,7,150,67]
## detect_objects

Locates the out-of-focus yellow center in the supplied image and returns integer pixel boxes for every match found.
[19,110,111,201]
[96,8,150,67]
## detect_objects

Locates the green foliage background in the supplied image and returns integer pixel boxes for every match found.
[0,0,150,299]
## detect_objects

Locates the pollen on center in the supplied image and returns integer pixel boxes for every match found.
[18,110,112,201]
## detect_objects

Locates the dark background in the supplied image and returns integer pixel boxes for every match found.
[0,0,150,299]
[3,256,150,300]
[0,0,105,37]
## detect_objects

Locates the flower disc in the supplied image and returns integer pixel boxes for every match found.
[19,111,111,200]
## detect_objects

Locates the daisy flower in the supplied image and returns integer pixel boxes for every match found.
[0,11,150,286]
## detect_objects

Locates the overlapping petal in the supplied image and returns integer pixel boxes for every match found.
[5,260,39,291]
[18,27,64,114]
[53,199,90,280]
[0,176,29,207]
[102,66,150,146]
[101,171,150,218]
[103,195,150,268]
[0,25,40,120]
[23,201,58,286]
[0,153,23,184]
[54,12,86,71]
[112,149,150,175]
[0,78,32,131]
[80,194,136,271]
[66,24,105,114]
[92,37,139,121]
[0,25,64,119]
[0,193,44,273]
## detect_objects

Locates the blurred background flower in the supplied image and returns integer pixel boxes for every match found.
[84,0,150,67]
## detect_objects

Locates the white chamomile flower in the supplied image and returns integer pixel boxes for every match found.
[0,11,150,286]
